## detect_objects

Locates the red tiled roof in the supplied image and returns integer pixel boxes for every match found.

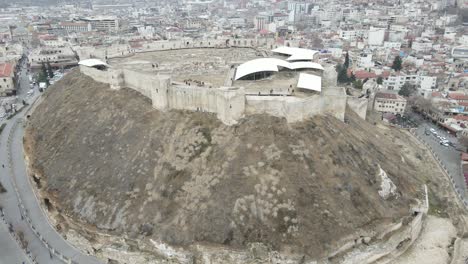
[440,123,458,133]
[380,71,391,78]
[352,70,377,79]
[431,92,443,98]
[458,102,468,107]
[462,152,468,161]
[375,92,398,99]
[453,115,468,121]
[448,92,468,101]
[0,63,13,78]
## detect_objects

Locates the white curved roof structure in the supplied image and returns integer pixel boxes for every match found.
[289,62,324,71]
[272,47,319,61]
[235,58,291,80]
[235,58,323,80]
[78,59,110,68]
[297,73,321,92]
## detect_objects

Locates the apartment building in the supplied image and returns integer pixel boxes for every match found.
[383,74,436,91]
[374,92,407,116]
[60,21,92,33]
[80,16,119,31]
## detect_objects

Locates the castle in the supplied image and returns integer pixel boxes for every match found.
[78,38,367,125]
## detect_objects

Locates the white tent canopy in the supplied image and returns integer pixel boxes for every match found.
[297,73,322,92]
[78,59,110,68]
[288,61,324,71]
[235,58,291,80]
[235,58,323,80]
[272,47,319,61]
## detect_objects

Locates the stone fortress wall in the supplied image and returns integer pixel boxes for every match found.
[80,64,349,125]
[78,38,354,125]
[75,37,296,60]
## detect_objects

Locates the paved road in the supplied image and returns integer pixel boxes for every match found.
[0,59,36,264]
[0,219,30,264]
[0,61,102,264]
[412,115,468,203]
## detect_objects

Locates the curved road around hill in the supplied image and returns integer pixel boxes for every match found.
[0,62,102,264]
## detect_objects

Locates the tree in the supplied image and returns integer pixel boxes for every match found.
[353,80,363,89]
[409,95,433,114]
[349,73,356,83]
[41,62,47,78]
[392,56,402,72]
[46,61,54,79]
[398,82,416,97]
[344,52,350,69]
[38,62,49,86]
[336,64,349,84]
[377,76,383,85]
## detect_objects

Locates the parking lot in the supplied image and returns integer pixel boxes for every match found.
[412,115,467,200]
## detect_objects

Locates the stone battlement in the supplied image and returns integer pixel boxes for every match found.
[80,64,350,125]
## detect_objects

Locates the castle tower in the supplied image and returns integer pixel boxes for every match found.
[151,76,171,110]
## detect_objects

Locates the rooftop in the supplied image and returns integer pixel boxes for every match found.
[375,92,404,100]
[0,63,13,78]
[448,92,468,101]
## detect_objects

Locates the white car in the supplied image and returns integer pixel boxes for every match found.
[440,141,449,147]
[429,128,435,132]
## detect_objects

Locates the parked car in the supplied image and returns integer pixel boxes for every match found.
[440,141,449,147]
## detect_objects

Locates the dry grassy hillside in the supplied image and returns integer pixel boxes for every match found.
[24,70,435,259]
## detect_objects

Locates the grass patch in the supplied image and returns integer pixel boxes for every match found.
[427,190,449,218]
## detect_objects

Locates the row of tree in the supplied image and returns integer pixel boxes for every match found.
[336,52,364,89]
[37,61,54,85]
[336,52,403,90]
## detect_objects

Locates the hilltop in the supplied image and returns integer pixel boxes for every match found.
[23,70,461,262]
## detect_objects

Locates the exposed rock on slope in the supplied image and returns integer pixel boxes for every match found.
[25,70,429,261]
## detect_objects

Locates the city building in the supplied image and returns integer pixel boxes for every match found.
[59,21,92,33]
[373,91,407,116]
[80,16,119,31]
[0,62,15,96]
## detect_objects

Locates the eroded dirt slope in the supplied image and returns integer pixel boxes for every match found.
[25,70,429,258]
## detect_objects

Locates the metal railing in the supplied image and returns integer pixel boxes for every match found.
[409,129,468,210]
